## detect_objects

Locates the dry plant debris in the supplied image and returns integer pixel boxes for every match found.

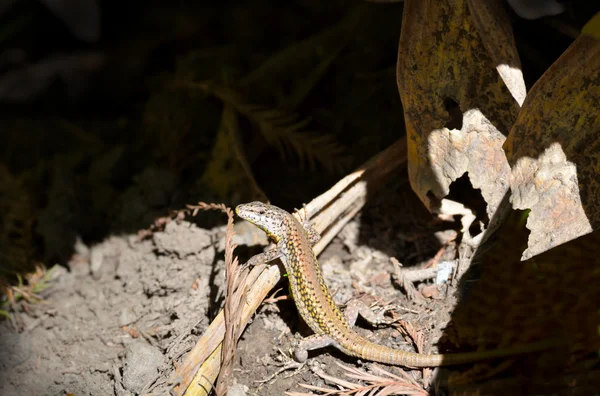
[287,362,427,396]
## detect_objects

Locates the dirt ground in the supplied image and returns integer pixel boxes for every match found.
[1,172,475,395]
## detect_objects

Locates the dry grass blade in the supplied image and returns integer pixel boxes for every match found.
[185,202,248,396]
[370,366,419,387]
[1,264,58,324]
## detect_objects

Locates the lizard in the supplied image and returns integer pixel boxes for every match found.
[235,201,558,368]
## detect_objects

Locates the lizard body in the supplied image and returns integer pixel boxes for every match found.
[235,201,554,367]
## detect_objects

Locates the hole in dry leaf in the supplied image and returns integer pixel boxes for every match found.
[447,173,489,237]
[443,97,463,130]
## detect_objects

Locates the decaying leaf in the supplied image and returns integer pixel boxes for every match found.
[396,0,521,231]
[582,12,600,39]
[468,0,526,106]
[503,34,600,259]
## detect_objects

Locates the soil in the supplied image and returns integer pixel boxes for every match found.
[0,173,467,396]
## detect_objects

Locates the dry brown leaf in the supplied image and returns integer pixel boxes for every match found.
[504,34,600,259]
[396,0,522,228]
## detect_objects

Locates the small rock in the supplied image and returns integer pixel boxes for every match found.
[122,341,165,394]
[153,221,212,257]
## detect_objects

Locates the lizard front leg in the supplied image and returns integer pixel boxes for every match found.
[242,248,282,269]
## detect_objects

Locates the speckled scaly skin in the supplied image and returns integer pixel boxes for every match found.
[236,201,555,367]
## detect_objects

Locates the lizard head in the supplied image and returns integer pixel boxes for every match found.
[235,201,289,242]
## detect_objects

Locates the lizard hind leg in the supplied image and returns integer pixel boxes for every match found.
[344,299,397,327]
[242,248,282,269]
[292,334,336,362]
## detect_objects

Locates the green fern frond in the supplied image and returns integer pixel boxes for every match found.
[180,83,350,173]
[201,104,267,202]
[244,105,349,173]
[242,105,348,173]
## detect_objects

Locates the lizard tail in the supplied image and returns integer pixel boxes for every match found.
[340,333,560,368]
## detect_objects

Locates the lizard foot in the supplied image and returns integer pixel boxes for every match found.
[241,248,282,270]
